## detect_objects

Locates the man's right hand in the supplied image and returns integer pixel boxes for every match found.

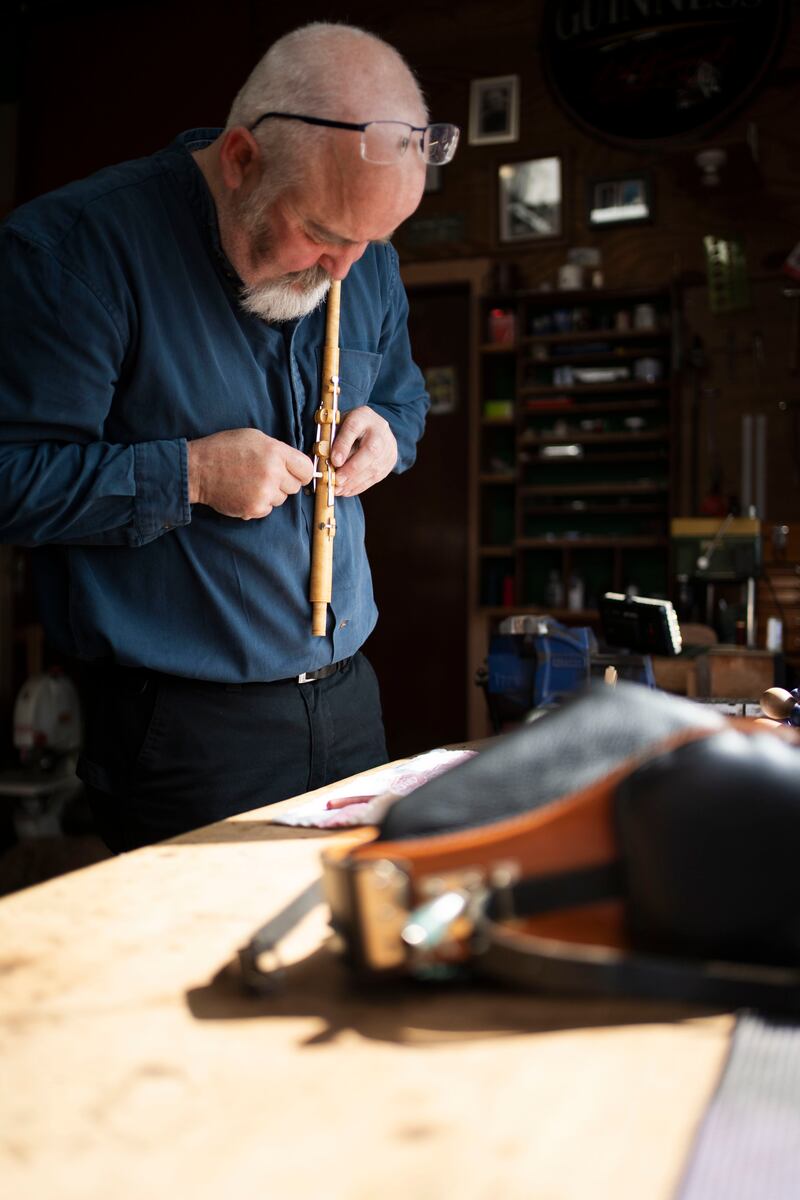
[187,429,314,520]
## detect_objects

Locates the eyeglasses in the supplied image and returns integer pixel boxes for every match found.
[248,112,460,166]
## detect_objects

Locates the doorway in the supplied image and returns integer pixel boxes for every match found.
[363,282,471,758]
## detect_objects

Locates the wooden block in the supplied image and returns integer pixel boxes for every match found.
[694,648,775,699]
[652,655,700,696]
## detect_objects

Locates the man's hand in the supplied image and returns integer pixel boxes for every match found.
[331,406,398,497]
[187,428,313,519]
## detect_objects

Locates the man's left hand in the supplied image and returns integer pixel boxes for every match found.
[331,406,398,497]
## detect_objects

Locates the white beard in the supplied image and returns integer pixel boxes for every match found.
[239,270,331,323]
[230,182,333,322]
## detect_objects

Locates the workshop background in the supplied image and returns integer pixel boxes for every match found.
[1,0,799,887]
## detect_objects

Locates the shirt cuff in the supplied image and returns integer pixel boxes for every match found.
[133,438,191,544]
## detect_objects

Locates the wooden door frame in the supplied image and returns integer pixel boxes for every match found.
[401,257,492,739]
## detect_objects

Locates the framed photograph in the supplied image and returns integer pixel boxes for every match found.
[587,175,653,228]
[469,75,520,145]
[498,156,562,242]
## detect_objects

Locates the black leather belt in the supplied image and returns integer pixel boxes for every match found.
[293,658,351,685]
[99,657,353,692]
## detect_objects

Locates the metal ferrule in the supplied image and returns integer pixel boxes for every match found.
[323,853,520,977]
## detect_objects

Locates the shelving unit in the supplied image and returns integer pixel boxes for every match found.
[475,284,678,628]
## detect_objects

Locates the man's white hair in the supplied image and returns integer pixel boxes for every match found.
[225,22,429,201]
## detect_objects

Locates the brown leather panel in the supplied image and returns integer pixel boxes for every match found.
[356,778,619,880]
[350,723,760,886]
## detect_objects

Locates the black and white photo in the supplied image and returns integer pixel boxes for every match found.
[469,75,520,145]
[498,157,562,242]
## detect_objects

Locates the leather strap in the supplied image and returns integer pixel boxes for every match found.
[329,715,800,1006]
[475,888,800,1011]
[295,658,351,684]
[238,878,324,994]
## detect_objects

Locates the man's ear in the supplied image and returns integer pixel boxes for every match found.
[218,127,262,192]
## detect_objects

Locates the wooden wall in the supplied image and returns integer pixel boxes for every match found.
[10,1,800,525]
[4,0,800,745]
[369,2,800,526]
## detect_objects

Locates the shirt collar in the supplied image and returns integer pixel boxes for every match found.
[164,128,241,287]
[162,129,315,331]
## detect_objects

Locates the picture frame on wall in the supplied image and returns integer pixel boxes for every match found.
[468,75,520,145]
[587,175,653,228]
[498,156,562,242]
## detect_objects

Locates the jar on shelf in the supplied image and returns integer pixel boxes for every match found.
[633,303,656,330]
[545,569,564,609]
[567,573,585,611]
[488,308,516,345]
[633,357,663,382]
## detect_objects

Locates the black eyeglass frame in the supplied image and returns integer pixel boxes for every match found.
[247,111,459,164]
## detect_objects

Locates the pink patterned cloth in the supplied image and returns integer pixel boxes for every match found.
[269,748,477,828]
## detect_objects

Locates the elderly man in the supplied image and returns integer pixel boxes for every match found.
[0,23,459,851]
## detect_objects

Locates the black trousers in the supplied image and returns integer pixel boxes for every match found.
[79,652,388,853]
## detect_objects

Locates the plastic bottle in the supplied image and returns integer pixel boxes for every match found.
[567,573,585,612]
[545,569,564,609]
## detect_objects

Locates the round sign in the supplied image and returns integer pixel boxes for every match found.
[541,0,788,146]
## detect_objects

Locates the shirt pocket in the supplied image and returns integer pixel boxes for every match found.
[336,349,383,412]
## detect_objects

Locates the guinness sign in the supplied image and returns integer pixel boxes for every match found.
[542,0,788,145]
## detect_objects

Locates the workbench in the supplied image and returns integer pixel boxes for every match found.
[0,770,734,1200]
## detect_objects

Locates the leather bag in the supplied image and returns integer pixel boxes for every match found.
[323,683,800,1009]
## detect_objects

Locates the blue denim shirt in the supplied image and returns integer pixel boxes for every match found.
[0,130,429,680]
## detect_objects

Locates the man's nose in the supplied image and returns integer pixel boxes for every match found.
[318,242,369,280]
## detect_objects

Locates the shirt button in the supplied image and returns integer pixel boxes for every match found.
[339,620,349,629]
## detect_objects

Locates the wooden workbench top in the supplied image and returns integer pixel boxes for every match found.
[0,776,733,1200]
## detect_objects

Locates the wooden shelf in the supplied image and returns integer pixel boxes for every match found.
[519,427,670,446]
[521,381,670,397]
[520,481,668,497]
[485,284,671,305]
[524,450,668,464]
[479,605,600,620]
[522,398,664,415]
[522,502,665,514]
[521,327,670,347]
[472,283,677,738]
[526,348,669,366]
[516,537,668,549]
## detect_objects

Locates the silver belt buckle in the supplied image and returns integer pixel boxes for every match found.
[297,671,313,684]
